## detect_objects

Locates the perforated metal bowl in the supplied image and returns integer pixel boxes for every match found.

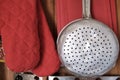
[57,19,119,76]
[57,0,119,77]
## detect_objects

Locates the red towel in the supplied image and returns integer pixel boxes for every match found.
[0,0,40,72]
[32,0,60,76]
[56,0,118,35]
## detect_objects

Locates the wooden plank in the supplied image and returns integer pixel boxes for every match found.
[0,63,15,80]
[5,66,15,80]
[0,63,6,80]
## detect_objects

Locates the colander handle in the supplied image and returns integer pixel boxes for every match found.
[82,0,91,19]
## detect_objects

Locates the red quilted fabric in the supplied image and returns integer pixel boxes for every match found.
[32,0,60,76]
[0,0,40,72]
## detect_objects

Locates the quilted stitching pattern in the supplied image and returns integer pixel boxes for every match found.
[32,0,60,76]
[0,0,40,72]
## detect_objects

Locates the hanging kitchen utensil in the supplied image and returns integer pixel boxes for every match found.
[57,0,119,77]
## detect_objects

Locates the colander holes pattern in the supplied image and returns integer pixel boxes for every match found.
[62,25,114,75]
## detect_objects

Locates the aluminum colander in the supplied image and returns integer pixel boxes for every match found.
[57,0,119,77]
